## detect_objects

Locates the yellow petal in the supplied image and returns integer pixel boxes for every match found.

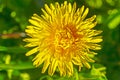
[91,38,103,43]
[24,43,38,47]
[83,61,91,69]
[72,2,76,12]
[41,8,49,18]
[42,55,50,73]
[45,4,52,15]
[81,53,95,62]
[33,53,48,67]
[58,61,66,76]
[72,57,82,65]
[88,22,97,29]
[82,8,89,20]
[79,6,84,16]
[88,30,103,37]
[23,38,39,42]
[48,58,58,76]
[55,2,60,9]
[50,3,55,10]
[26,47,38,56]
[66,62,73,76]
[88,44,101,50]
[68,3,72,13]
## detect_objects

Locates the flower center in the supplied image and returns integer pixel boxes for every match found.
[55,30,72,50]
[54,24,77,50]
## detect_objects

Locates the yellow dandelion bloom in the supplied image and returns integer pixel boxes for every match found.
[23,1,102,76]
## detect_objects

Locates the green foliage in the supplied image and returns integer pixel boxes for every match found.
[0,0,120,80]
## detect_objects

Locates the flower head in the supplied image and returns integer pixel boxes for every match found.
[24,1,102,76]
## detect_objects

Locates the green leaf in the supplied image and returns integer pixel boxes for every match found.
[0,46,28,54]
[0,46,7,51]
[0,62,34,70]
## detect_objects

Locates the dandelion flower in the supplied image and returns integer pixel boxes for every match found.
[23,1,102,76]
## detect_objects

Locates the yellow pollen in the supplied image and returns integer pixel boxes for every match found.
[54,24,76,50]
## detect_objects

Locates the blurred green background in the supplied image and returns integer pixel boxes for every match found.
[0,0,120,80]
